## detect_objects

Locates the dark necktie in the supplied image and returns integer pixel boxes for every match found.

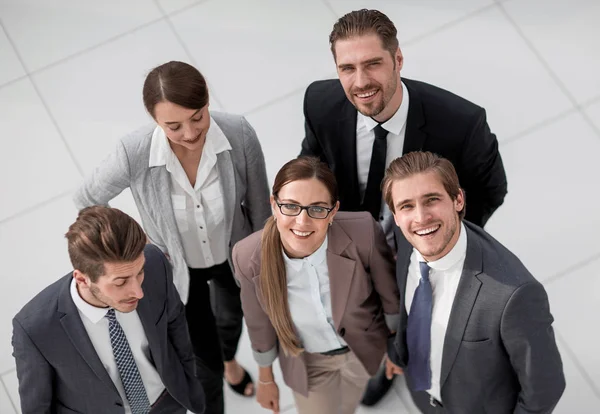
[362,124,388,220]
[406,262,433,391]
[106,309,151,413]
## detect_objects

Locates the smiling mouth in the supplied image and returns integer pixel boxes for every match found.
[291,229,314,237]
[414,224,441,237]
[354,89,378,100]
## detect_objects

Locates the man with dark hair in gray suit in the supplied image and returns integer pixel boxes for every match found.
[382,152,565,413]
[12,206,205,414]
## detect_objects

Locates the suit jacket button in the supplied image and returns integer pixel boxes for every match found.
[340,328,345,337]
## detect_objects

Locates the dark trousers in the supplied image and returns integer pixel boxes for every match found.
[186,261,244,414]
[409,387,447,414]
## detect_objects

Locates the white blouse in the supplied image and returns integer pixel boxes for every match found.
[148,119,232,268]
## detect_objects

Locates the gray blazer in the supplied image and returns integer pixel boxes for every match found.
[389,221,565,414]
[74,111,271,302]
[12,245,205,414]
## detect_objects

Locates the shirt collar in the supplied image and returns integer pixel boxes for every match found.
[359,80,409,136]
[70,277,110,324]
[148,115,232,168]
[414,222,468,271]
[283,235,328,272]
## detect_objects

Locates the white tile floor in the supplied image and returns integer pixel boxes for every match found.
[0,0,598,413]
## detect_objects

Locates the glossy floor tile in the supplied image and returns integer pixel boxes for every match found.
[486,112,600,282]
[0,0,162,72]
[502,0,600,106]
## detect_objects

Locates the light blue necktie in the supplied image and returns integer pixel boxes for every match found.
[406,262,433,391]
[106,308,151,413]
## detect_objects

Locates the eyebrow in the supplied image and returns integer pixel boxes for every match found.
[164,109,201,125]
[112,262,145,281]
[395,192,444,208]
[337,57,383,70]
[278,198,330,206]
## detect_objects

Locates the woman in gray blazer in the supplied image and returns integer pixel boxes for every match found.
[74,61,271,414]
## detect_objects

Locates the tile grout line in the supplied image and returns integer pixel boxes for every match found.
[320,0,340,19]
[153,0,226,111]
[0,190,74,226]
[544,250,600,286]
[0,367,15,377]
[555,330,600,399]
[496,3,600,140]
[0,375,17,414]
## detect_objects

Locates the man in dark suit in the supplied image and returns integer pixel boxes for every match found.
[300,8,508,404]
[12,206,205,414]
[381,151,564,413]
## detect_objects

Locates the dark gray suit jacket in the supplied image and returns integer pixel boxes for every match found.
[12,245,205,414]
[389,221,565,413]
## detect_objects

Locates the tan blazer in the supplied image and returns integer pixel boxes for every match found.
[232,211,399,396]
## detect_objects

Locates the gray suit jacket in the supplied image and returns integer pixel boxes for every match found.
[12,245,205,414]
[390,221,565,414]
[73,111,271,302]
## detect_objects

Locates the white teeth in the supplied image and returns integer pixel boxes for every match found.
[415,225,440,236]
[356,90,376,98]
[292,230,312,237]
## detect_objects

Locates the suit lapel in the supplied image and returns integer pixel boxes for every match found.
[150,166,184,254]
[394,227,412,365]
[440,227,483,388]
[326,223,356,329]
[135,295,163,373]
[402,79,427,154]
[216,150,236,243]
[336,101,361,209]
[57,278,120,397]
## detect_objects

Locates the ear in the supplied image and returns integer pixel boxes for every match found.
[329,200,341,222]
[269,195,278,215]
[455,189,465,213]
[73,270,90,288]
[395,47,404,72]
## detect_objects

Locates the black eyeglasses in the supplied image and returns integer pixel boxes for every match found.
[275,199,335,219]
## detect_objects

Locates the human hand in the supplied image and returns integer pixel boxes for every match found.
[385,355,403,380]
[256,380,280,413]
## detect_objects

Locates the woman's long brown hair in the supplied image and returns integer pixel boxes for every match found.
[260,157,338,356]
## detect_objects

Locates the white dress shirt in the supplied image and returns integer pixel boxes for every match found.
[149,119,232,269]
[70,279,164,412]
[283,236,347,353]
[356,80,410,247]
[404,223,467,402]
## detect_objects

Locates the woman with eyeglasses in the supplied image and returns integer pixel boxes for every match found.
[232,156,401,414]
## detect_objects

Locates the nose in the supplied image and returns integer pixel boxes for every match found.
[354,68,369,89]
[414,204,431,224]
[295,209,311,225]
[183,123,197,140]
[130,281,144,300]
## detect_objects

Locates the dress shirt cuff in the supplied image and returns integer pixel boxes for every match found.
[252,346,277,367]
[384,313,400,332]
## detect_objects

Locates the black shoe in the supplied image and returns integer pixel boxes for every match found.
[360,364,394,406]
